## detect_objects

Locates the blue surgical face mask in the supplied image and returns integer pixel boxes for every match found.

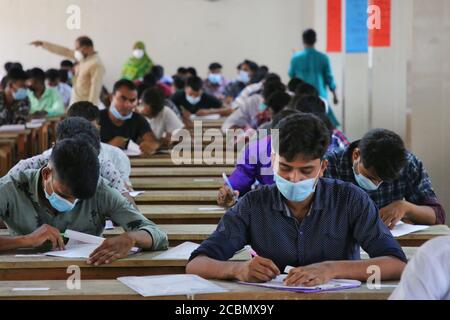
[238,70,250,84]
[274,163,321,202]
[110,104,133,121]
[186,94,201,105]
[208,74,222,84]
[353,160,382,191]
[258,103,268,112]
[12,88,28,101]
[44,177,79,213]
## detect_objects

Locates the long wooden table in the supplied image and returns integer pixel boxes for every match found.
[131,167,234,177]
[135,190,218,204]
[138,205,225,224]
[130,157,236,167]
[131,177,223,190]
[0,280,397,300]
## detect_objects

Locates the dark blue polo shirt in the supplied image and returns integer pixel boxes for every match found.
[190,178,407,270]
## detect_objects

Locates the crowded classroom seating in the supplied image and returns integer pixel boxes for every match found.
[1,2,449,303]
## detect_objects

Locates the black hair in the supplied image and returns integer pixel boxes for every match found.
[142,72,157,87]
[59,69,69,83]
[6,67,28,85]
[46,69,61,82]
[177,67,187,74]
[67,102,100,122]
[50,138,100,199]
[113,79,137,94]
[186,76,203,92]
[287,78,305,92]
[265,73,281,83]
[56,117,101,154]
[271,109,300,129]
[358,129,407,181]
[209,62,222,71]
[262,80,285,101]
[303,29,317,46]
[4,62,14,72]
[187,67,197,77]
[141,87,165,116]
[259,65,269,73]
[250,68,269,84]
[273,113,330,161]
[267,91,291,115]
[295,82,318,97]
[151,65,164,81]
[293,95,326,114]
[27,68,46,83]
[242,60,259,73]
[172,75,186,90]
[76,36,94,48]
[60,60,74,68]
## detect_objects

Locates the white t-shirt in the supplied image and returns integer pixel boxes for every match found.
[389,236,450,300]
[146,106,184,139]
[99,143,131,185]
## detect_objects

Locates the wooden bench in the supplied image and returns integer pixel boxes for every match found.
[131,167,234,177]
[138,205,225,224]
[135,190,218,205]
[131,177,223,190]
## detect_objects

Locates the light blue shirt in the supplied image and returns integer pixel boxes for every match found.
[288,47,336,99]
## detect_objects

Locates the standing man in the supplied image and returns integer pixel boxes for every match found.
[289,29,339,127]
[30,36,105,106]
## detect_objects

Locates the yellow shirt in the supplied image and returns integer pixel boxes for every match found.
[42,41,105,105]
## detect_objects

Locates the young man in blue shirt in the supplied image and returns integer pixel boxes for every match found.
[187,113,406,286]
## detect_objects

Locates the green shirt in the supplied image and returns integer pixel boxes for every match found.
[28,87,65,117]
[0,169,168,251]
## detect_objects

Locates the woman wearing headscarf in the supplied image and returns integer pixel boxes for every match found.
[121,41,153,81]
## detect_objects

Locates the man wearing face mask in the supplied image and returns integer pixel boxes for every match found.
[30,36,105,105]
[203,62,227,100]
[0,67,30,126]
[187,113,406,285]
[325,129,445,228]
[0,138,168,264]
[170,76,231,117]
[99,79,161,156]
[223,60,259,106]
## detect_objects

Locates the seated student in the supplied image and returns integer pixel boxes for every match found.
[293,95,349,150]
[217,109,298,207]
[221,77,285,131]
[60,60,75,86]
[223,60,259,105]
[287,78,305,96]
[67,101,132,188]
[9,117,131,195]
[203,62,227,100]
[137,88,184,146]
[170,76,231,117]
[26,68,64,117]
[231,72,280,110]
[0,138,168,263]
[389,236,450,300]
[186,67,197,78]
[99,79,161,156]
[172,75,186,94]
[174,67,189,80]
[188,113,406,284]
[256,91,292,129]
[325,129,446,227]
[0,67,30,126]
[149,65,173,98]
[46,68,72,108]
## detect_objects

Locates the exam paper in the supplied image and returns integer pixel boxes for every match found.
[190,114,221,121]
[152,242,199,260]
[239,275,361,293]
[124,140,142,156]
[105,220,114,230]
[0,124,26,132]
[118,274,228,297]
[390,221,429,238]
[129,191,145,198]
[197,207,225,211]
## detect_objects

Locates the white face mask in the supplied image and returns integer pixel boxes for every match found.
[74,50,84,62]
[133,49,145,59]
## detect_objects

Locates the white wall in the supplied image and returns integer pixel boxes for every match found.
[0,0,305,89]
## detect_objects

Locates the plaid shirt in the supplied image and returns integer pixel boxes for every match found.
[0,92,30,126]
[324,141,446,224]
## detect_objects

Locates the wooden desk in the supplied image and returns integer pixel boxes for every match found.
[131,177,223,190]
[131,167,234,177]
[138,204,225,224]
[135,190,218,204]
[130,157,236,167]
[0,250,248,281]
[0,130,31,160]
[396,225,450,246]
[0,280,396,300]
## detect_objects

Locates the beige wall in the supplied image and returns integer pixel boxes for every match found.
[0,0,305,89]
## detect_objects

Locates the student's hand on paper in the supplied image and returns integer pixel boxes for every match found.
[217,185,239,208]
[32,111,48,119]
[25,224,65,251]
[30,40,44,47]
[284,262,335,287]
[235,256,280,283]
[108,136,128,148]
[87,233,135,266]
[139,140,159,156]
[196,109,210,116]
[380,200,408,229]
